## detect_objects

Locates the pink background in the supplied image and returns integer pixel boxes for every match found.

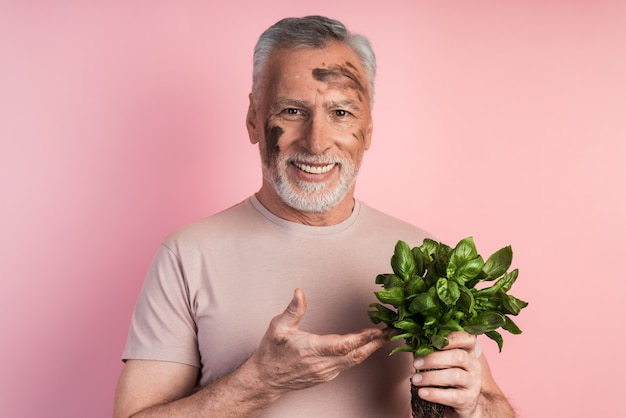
[1,1,625,417]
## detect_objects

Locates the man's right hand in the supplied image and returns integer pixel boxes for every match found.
[248,288,392,394]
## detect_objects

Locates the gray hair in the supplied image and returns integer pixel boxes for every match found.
[252,16,377,104]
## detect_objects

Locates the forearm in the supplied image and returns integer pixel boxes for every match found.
[456,390,515,418]
[128,360,282,418]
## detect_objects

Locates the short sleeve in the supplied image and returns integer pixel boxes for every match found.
[121,243,200,368]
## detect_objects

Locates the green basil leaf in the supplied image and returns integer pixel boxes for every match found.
[465,276,482,289]
[375,287,404,307]
[415,345,434,356]
[421,239,451,279]
[406,276,426,295]
[376,274,403,289]
[419,239,439,260]
[479,312,506,331]
[451,256,485,284]
[457,286,476,315]
[453,310,466,321]
[391,240,416,281]
[500,269,519,293]
[390,345,415,356]
[430,334,449,350]
[464,324,488,335]
[473,287,494,299]
[464,311,505,334]
[367,311,383,324]
[473,292,503,311]
[423,267,440,287]
[375,274,387,285]
[367,303,397,324]
[423,316,437,326]
[502,294,528,315]
[436,278,461,306]
[485,330,504,352]
[440,318,463,332]
[390,332,413,342]
[447,237,478,276]
[394,319,420,333]
[408,287,439,315]
[482,245,513,280]
[502,316,523,334]
[412,246,426,276]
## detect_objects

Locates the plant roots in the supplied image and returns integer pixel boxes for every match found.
[411,384,445,418]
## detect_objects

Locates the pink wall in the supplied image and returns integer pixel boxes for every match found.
[1,1,625,417]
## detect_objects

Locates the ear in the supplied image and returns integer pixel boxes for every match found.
[246,93,259,144]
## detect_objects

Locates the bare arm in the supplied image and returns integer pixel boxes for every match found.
[471,354,516,418]
[113,289,391,417]
[411,332,516,418]
[113,357,282,418]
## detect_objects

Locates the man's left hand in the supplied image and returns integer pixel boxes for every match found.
[410,332,482,418]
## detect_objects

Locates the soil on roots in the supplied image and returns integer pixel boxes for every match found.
[411,384,445,418]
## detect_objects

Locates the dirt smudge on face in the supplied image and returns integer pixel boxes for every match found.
[352,128,367,143]
[312,63,366,102]
[263,122,283,164]
[344,61,358,72]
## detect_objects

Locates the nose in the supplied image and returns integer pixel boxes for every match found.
[302,113,333,155]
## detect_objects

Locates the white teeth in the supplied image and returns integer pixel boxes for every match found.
[293,162,335,174]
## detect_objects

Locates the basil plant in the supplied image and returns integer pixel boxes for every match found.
[368,237,527,356]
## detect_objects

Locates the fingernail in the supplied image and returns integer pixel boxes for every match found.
[413,357,424,368]
[412,373,422,384]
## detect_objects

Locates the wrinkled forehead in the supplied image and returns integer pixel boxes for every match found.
[262,42,371,101]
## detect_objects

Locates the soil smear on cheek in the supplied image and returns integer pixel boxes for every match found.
[263,122,283,165]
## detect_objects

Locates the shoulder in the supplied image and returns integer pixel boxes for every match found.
[156,197,263,257]
[356,201,434,247]
[166,198,255,240]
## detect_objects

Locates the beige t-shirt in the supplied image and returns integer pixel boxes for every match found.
[123,196,434,417]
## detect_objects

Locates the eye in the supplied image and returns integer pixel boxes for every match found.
[279,108,307,121]
[334,109,351,117]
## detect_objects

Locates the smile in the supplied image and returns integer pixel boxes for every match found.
[292,162,336,174]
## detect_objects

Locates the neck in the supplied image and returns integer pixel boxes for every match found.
[254,188,355,226]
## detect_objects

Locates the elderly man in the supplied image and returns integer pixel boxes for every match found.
[114,16,515,417]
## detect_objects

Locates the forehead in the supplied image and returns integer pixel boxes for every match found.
[262,41,370,102]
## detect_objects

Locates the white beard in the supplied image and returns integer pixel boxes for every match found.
[262,152,359,213]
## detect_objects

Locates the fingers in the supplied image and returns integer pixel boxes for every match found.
[316,327,388,357]
[344,329,389,364]
[272,288,307,330]
[298,328,387,384]
[415,385,479,416]
[411,354,476,387]
[348,328,390,359]
[412,332,477,372]
[444,331,477,355]
[410,332,482,414]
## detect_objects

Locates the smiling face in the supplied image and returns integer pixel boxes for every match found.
[246,41,373,225]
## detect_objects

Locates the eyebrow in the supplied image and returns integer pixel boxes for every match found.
[270,98,310,110]
[326,99,361,111]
